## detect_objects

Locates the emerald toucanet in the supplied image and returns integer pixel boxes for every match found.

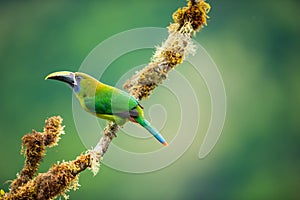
[45,71,168,146]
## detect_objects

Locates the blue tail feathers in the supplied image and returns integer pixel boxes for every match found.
[137,118,168,146]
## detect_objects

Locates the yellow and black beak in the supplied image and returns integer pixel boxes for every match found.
[45,71,77,86]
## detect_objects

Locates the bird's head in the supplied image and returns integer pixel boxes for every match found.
[45,71,98,94]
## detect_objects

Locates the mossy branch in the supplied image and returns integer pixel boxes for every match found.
[9,116,64,194]
[1,0,210,199]
[2,116,91,200]
[91,0,210,169]
[123,0,210,99]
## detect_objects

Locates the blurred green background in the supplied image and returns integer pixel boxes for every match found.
[0,0,299,199]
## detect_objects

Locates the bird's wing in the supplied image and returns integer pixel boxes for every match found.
[84,97,108,114]
[83,89,140,119]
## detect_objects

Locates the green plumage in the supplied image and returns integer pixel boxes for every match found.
[45,71,168,146]
[74,72,141,125]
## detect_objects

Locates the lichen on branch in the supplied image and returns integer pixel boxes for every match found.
[9,116,64,194]
[91,0,210,172]
[2,1,211,199]
[3,117,91,200]
[123,0,210,100]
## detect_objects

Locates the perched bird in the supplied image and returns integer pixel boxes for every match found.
[45,71,168,146]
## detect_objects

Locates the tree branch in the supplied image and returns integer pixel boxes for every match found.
[1,0,210,199]
[90,0,210,173]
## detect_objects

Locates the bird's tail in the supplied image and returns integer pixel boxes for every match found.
[135,118,168,146]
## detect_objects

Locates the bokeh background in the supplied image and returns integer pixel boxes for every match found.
[0,0,299,199]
